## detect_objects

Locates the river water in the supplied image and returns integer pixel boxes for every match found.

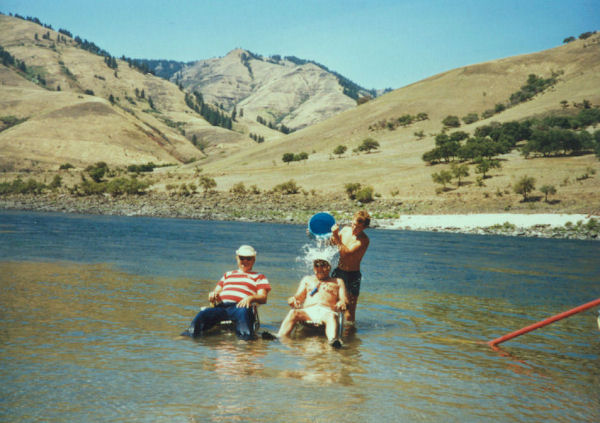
[1,211,599,422]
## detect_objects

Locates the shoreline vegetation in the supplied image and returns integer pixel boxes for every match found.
[1,192,598,240]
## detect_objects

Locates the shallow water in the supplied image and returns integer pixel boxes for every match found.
[1,211,599,422]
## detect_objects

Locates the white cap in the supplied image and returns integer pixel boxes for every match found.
[236,245,257,256]
[312,252,330,264]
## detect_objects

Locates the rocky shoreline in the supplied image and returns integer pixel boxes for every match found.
[1,193,598,240]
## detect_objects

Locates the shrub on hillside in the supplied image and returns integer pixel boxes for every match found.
[0,178,47,195]
[357,138,380,153]
[127,162,157,173]
[462,113,479,125]
[442,115,461,128]
[513,175,536,201]
[273,180,300,194]
[431,170,453,189]
[355,186,375,203]
[105,177,149,196]
[230,182,247,195]
[509,73,560,105]
[333,145,347,157]
[344,182,362,200]
[86,162,109,183]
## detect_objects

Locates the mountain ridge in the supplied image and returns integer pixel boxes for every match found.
[167,48,375,131]
[1,12,598,214]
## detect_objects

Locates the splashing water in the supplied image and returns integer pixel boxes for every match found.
[296,234,339,273]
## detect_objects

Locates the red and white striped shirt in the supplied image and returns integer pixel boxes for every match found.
[217,270,271,304]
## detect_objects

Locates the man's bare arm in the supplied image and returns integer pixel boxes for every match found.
[208,284,223,303]
[288,277,309,308]
[336,278,348,311]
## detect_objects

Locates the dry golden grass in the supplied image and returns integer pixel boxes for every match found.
[193,33,600,213]
[1,14,599,214]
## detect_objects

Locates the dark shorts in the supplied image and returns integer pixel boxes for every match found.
[332,267,362,297]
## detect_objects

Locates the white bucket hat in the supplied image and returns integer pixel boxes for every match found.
[236,245,257,256]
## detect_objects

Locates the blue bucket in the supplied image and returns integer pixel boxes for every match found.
[308,212,336,238]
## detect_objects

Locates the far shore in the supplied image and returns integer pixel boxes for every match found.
[0,193,598,240]
[376,213,592,230]
[373,213,598,239]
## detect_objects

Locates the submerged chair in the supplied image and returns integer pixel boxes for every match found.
[298,309,344,341]
[188,303,260,336]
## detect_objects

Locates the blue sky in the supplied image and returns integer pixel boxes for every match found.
[2,0,598,89]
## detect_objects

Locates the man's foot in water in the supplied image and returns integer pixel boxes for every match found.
[261,331,278,340]
[330,338,343,349]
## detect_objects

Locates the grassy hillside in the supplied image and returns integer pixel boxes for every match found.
[0,14,250,171]
[1,12,598,214]
[193,33,600,213]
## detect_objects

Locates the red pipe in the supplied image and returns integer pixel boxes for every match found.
[488,297,600,347]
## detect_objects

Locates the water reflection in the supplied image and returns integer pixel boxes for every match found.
[2,211,600,422]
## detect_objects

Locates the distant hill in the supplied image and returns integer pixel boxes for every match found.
[0,13,248,171]
[197,32,600,213]
[165,49,375,131]
[1,12,598,214]
[134,59,192,80]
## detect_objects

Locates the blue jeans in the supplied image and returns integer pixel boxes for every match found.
[182,303,257,340]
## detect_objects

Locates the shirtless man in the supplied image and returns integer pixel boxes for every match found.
[330,210,370,324]
[277,257,347,347]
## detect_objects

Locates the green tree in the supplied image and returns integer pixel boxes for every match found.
[86,162,109,183]
[540,184,557,202]
[333,145,347,157]
[397,114,414,126]
[358,138,380,153]
[282,153,295,164]
[435,133,460,162]
[442,115,460,128]
[294,152,309,162]
[431,170,453,189]
[513,175,536,201]
[474,158,501,178]
[199,175,216,196]
[451,163,469,186]
[462,113,479,124]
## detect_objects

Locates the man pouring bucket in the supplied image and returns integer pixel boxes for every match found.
[308,210,371,325]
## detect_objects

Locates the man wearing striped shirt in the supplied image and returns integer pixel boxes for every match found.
[182,245,271,340]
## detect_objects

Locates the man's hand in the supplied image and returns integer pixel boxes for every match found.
[331,224,341,245]
[288,296,301,308]
[208,291,220,304]
[236,296,254,308]
[335,300,347,311]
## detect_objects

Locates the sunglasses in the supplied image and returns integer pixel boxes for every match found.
[314,262,330,268]
[238,256,255,261]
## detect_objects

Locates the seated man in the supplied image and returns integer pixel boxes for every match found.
[277,256,347,347]
[181,245,271,340]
